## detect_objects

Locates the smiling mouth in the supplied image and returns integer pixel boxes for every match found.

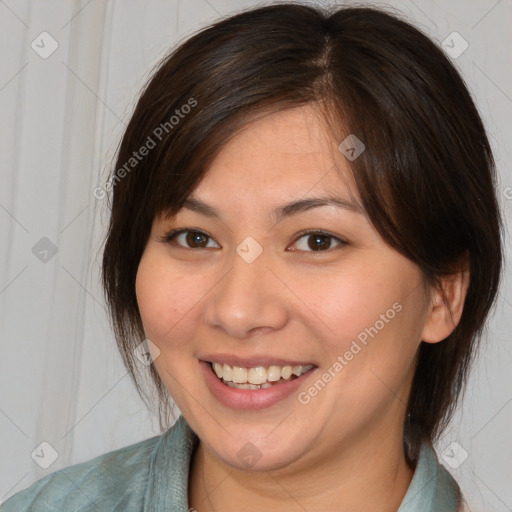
[208,361,315,390]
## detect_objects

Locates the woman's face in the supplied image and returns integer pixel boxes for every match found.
[136,104,432,472]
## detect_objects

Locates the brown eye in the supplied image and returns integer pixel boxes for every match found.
[185,231,209,248]
[307,234,332,251]
[290,231,346,252]
[165,229,220,249]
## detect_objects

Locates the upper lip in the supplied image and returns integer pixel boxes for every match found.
[200,354,317,368]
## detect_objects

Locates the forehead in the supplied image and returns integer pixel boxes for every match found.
[191,104,359,206]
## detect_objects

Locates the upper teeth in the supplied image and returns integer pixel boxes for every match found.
[212,363,313,385]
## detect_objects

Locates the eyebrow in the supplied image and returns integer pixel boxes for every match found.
[182,194,363,221]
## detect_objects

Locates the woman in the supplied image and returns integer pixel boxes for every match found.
[2,3,502,511]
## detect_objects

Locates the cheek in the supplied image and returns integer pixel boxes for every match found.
[135,252,202,343]
[293,272,423,427]
[292,267,398,344]
[296,260,426,369]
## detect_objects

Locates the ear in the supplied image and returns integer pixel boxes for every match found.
[421,253,470,344]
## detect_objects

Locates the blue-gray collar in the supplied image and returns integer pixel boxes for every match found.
[144,415,461,511]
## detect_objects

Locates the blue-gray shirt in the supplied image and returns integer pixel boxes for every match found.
[1,415,463,511]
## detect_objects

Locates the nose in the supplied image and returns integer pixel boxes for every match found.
[203,244,289,339]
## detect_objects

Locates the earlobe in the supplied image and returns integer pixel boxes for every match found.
[421,255,470,344]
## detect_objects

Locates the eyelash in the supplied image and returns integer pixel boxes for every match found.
[160,227,347,253]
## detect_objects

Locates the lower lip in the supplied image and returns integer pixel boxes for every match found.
[199,360,316,410]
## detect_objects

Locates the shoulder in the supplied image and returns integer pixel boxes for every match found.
[0,433,162,511]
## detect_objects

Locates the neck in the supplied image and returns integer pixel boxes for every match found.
[188,427,414,512]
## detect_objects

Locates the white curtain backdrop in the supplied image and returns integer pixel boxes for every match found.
[1,0,510,509]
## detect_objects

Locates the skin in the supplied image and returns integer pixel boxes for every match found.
[135,104,469,511]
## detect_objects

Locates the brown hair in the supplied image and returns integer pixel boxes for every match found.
[101,3,502,459]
